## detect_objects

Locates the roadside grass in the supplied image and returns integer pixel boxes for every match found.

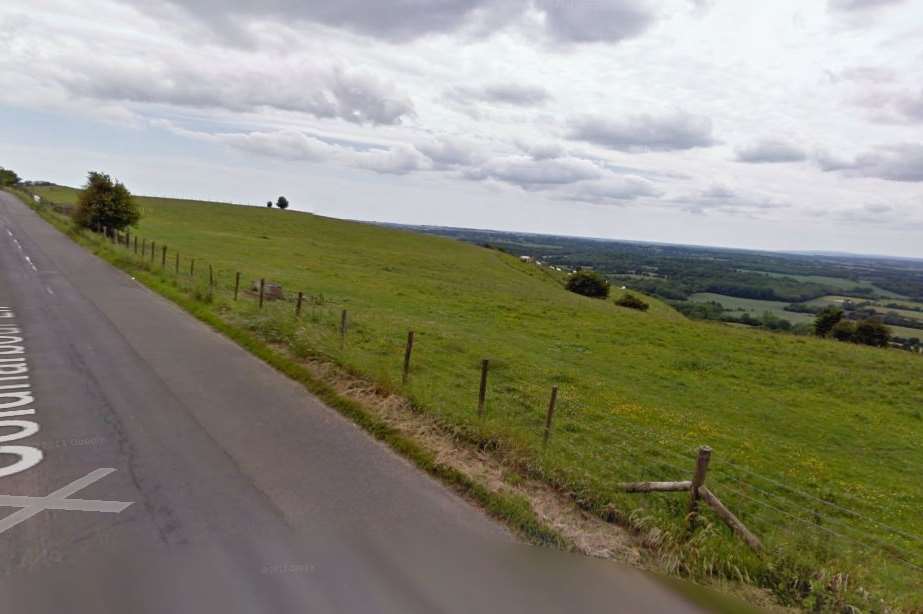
[21,186,923,610]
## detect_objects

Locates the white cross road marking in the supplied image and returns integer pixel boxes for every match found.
[0,468,133,535]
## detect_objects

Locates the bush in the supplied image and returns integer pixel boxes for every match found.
[615,293,649,311]
[73,171,139,232]
[565,270,610,299]
[276,196,289,210]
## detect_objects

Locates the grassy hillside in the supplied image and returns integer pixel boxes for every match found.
[29,186,923,609]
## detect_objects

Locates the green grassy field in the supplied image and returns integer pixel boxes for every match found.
[28,186,923,610]
[742,270,905,298]
[688,292,815,324]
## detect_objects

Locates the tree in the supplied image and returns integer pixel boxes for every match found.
[266,200,273,208]
[565,270,610,299]
[73,171,139,232]
[853,319,891,347]
[0,167,20,186]
[276,196,289,210]
[814,306,843,337]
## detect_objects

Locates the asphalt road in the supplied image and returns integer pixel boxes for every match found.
[0,191,706,613]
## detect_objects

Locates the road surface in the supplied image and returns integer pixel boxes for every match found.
[0,191,706,613]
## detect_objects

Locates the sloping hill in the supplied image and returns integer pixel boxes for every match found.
[28,185,923,608]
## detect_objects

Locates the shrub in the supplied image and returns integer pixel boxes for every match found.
[276,196,289,210]
[565,270,610,299]
[615,293,649,311]
[73,171,139,232]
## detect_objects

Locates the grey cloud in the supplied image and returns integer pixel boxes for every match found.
[567,176,661,204]
[60,58,414,125]
[186,127,432,174]
[137,0,657,45]
[735,138,807,163]
[466,155,602,188]
[681,190,787,215]
[139,0,502,42]
[832,66,896,83]
[448,82,552,107]
[828,0,906,11]
[816,144,923,182]
[415,136,486,167]
[568,112,716,152]
[533,0,656,43]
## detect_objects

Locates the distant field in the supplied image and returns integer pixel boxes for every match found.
[24,185,923,608]
[688,292,815,324]
[743,269,905,298]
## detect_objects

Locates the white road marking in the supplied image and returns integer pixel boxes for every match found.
[0,469,133,535]
[45,286,54,296]
[0,311,43,478]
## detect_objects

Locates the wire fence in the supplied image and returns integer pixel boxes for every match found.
[23,195,923,606]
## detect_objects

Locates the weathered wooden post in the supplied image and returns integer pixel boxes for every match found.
[141,238,147,257]
[477,359,489,417]
[687,446,712,529]
[190,258,195,277]
[133,235,138,254]
[125,229,130,248]
[543,385,559,445]
[339,309,348,348]
[150,241,156,263]
[402,331,415,384]
[259,278,265,309]
[161,245,167,268]
[296,292,304,317]
[234,272,241,301]
[175,252,180,274]
[208,264,214,290]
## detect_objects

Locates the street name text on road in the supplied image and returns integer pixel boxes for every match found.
[0,307,43,479]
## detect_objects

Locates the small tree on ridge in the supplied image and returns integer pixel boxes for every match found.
[276,196,289,210]
[73,171,139,233]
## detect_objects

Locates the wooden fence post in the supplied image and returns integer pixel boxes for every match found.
[543,385,559,444]
[477,359,489,417]
[234,272,241,301]
[161,245,167,268]
[150,241,155,263]
[402,331,415,384]
[141,238,147,257]
[687,446,712,529]
[208,264,214,290]
[339,309,348,348]
[125,229,130,248]
[296,292,304,317]
[175,252,179,274]
[190,258,195,276]
[259,278,265,309]
[133,235,138,254]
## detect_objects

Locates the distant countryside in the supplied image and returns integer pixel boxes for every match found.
[412,227,923,352]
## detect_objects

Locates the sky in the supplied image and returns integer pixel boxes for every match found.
[1,0,922,256]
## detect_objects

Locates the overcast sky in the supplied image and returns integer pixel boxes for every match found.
[2,0,922,256]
